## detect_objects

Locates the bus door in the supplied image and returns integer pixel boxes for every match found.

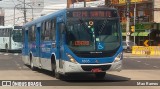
[57,16,65,69]
[36,23,41,67]
[24,28,29,64]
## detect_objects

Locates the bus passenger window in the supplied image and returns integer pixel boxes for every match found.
[51,19,56,41]
[41,22,45,41]
[60,23,65,34]
[28,26,36,42]
[43,21,51,41]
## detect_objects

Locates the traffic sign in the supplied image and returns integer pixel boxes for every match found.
[126,32,130,35]
[144,40,149,47]
[131,26,135,32]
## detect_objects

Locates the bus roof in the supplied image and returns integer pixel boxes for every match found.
[23,7,117,27]
[23,9,66,27]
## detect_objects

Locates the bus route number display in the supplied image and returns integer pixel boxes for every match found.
[74,41,90,46]
[68,10,117,18]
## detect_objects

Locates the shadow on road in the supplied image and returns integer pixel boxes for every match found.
[62,74,130,82]
[32,67,130,82]
[24,65,131,86]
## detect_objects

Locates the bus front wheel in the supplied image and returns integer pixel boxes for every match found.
[51,60,61,79]
[55,68,62,79]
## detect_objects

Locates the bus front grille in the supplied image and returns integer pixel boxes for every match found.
[75,52,116,58]
[81,65,111,71]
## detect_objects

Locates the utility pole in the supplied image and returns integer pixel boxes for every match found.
[14,4,21,25]
[134,1,137,45]
[84,0,86,7]
[24,0,27,24]
[126,0,130,42]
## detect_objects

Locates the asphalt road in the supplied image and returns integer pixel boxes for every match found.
[123,58,160,70]
[0,52,160,89]
[0,52,29,70]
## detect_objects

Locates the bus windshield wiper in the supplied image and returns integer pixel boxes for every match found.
[99,19,108,34]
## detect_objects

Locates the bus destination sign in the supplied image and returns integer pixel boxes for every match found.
[67,10,117,18]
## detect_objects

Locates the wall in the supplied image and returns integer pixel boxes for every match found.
[0,8,4,26]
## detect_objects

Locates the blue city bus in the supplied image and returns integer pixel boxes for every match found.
[22,7,123,79]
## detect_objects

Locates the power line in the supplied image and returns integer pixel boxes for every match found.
[5,16,23,22]
[2,7,62,10]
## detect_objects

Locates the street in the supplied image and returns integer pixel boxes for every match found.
[0,52,160,89]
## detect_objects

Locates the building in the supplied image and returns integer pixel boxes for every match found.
[66,0,160,46]
[0,8,4,26]
[110,0,160,46]
[67,0,105,8]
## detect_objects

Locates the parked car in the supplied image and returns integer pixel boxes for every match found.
[122,41,137,53]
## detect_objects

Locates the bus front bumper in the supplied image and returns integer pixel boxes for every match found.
[63,60,122,74]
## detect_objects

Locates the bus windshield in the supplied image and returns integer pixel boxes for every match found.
[12,30,22,42]
[66,18,121,52]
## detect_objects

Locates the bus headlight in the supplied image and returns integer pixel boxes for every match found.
[66,53,77,64]
[114,52,123,62]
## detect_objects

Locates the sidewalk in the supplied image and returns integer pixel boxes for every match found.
[123,52,160,58]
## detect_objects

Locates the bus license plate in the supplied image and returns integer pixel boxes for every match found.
[91,68,102,72]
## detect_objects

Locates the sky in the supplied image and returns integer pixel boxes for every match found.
[0,0,67,25]
[0,0,66,8]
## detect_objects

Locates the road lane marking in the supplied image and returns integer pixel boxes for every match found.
[14,61,22,70]
[4,53,8,55]
[22,66,29,69]
[14,53,19,55]
[19,67,22,69]
[137,61,141,63]
[144,63,150,65]
[153,66,159,68]
[16,63,20,66]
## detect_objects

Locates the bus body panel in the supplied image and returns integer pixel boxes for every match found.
[23,28,27,55]
[22,28,30,64]
[22,8,123,75]
[0,37,10,50]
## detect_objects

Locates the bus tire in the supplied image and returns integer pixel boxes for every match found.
[51,55,56,76]
[95,72,106,79]
[51,55,61,79]
[30,54,35,71]
[55,68,61,79]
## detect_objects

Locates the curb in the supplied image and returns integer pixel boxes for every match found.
[123,56,160,58]
[123,53,160,58]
